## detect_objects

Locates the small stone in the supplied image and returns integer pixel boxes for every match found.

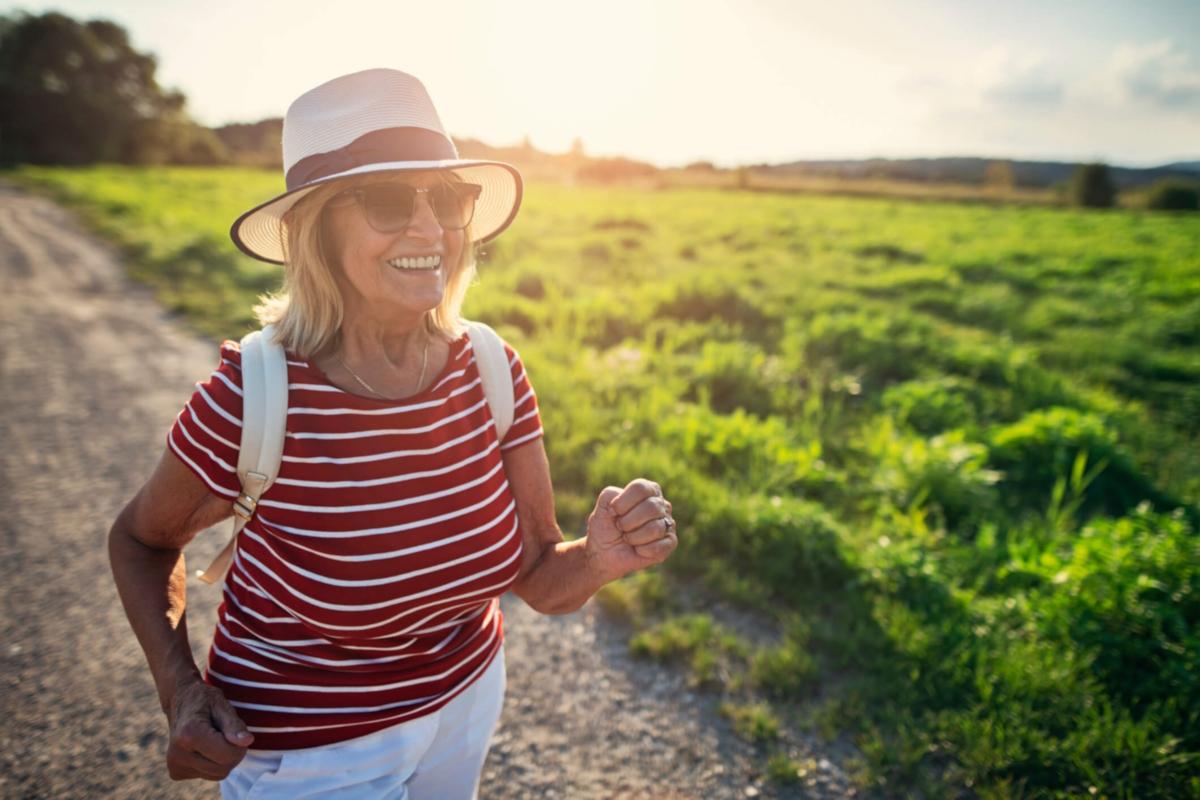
[745,788,760,798]
[818,757,832,771]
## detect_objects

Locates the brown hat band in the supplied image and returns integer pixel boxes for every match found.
[285,127,459,191]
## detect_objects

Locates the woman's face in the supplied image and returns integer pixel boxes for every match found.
[320,172,465,325]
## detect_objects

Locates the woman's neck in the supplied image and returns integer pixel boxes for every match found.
[336,314,427,370]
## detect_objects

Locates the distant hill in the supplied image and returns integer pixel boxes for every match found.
[760,157,1200,190]
[206,117,1199,196]
[1161,161,1200,173]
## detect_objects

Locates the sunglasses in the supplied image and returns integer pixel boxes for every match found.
[329,181,483,233]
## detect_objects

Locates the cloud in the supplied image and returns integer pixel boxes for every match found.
[1101,40,1200,110]
[898,46,1065,114]
[972,48,1064,109]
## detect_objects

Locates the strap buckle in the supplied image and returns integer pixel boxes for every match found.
[233,492,258,521]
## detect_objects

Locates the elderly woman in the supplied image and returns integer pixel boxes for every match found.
[108,69,677,799]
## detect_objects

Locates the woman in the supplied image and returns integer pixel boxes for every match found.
[108,69,677,799]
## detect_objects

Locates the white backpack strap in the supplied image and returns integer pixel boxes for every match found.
[464,320,516,444]
[197,324,289,585]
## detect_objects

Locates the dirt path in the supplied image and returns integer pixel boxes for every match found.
[0,185,857,799]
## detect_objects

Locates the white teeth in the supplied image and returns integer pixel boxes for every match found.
[388,255,441,270]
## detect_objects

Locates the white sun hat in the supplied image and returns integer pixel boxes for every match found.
[230,68,522,264]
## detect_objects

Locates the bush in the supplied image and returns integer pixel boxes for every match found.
[656,405,817,490]
[1069,162,1116,208]
[882,377,978,434]
[1033,509,1200,726]
[988,407,1161,519]
[868,424,1000,532]
[690,494,850,603]
[1145,180,1200,211]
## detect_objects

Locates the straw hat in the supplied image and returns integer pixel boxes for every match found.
[231,69,523,264]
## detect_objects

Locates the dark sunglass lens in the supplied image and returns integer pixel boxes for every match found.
[430,184,477,230]
[360,185,416,232]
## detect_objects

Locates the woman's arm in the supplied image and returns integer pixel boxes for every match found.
[108,449,255,780]
[503,439,677,615]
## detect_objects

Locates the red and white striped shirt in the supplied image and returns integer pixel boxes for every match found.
[168,330,543,750]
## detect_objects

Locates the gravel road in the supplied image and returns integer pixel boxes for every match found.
[0,184,858,799]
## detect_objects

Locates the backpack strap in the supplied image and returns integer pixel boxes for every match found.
[197,324,289,586]
[464,320,515,444]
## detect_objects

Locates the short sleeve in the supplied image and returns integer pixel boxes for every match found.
[167,342,244,500]
[500,342,544,451]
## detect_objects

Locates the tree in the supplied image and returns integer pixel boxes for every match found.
[1069,162,1116,208]
[213,118,283,168]
[0,11,224,165]
[1145,180,1199,211]
[984,160,1015,193]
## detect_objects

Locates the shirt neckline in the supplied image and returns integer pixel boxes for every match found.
[302,334,469,406]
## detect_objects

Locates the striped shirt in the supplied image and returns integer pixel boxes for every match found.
[168,331,543,750]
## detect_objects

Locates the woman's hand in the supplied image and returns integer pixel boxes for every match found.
[585,478,677,582]
[165,675,254,781]
[503,441,676,614]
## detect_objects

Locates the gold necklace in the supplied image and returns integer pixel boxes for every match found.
[334,337,429,399]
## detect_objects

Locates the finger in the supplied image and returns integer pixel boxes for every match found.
[610,479,662,516]
[594,486,622,514]
[634,533,677,562]
[183,718,248,766]
[615,496,670,533]
[211,696,255,748]
[623,516,672,547]
[615,498,669,536]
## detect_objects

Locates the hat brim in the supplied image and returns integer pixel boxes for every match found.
[230,160,523,265]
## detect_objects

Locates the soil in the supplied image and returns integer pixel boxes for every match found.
[0,184,859,799]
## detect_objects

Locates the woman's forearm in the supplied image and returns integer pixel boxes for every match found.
[513,537,610,615]
[108,510,202,714]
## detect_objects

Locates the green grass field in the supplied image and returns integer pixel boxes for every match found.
[16,165,1200,798]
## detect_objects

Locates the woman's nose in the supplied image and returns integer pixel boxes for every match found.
[404,192,442,242]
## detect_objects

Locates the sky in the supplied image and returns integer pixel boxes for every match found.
[6,0,1200,167]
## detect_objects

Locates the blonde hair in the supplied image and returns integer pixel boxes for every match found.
[254,172,478,358]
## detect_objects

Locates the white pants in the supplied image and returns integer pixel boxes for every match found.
[220,646,506,800]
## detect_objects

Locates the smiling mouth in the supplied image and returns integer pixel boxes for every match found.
[388,255,441,270]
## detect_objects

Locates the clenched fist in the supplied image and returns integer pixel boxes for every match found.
[584,478,677,582]
[165,675,254,781]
